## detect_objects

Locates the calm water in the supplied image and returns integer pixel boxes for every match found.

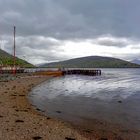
[29,68,140,130]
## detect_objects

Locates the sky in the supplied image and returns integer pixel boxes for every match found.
[0,0,140,64]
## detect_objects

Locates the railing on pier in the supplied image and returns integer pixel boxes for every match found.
[62,69,101,76]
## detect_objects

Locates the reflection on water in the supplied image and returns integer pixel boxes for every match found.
[29,68,140,130]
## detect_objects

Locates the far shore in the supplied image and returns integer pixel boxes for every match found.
[0,73,140,140]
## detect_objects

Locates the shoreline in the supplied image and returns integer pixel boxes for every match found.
[0,74,140,140]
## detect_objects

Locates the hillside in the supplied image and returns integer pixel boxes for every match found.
[41,56,140,68]
[131,59,140,65]
[0,49,34,67]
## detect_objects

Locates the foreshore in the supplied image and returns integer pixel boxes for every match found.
[0,74,140,140]
[0,74,90,140]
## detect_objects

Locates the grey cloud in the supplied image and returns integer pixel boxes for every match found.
[16,36,62,50]
[130,44,140,50]
[1,34,140,64]
[111,53,140,61]
[95,36,130,47]
[1,0,140,39]
[53,0,140,38]
[1,35,70,64]
[0,0,87,39]
[2,35,61,51]
[19,47,70,64]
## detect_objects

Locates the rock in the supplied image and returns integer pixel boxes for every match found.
[65,137,75,140]
[32,136,42,140]
[56,111,62,113]
[15,120,24,123]
[99,138,108,140]
[118,101,122,103]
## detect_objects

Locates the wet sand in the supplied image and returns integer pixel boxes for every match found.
[0,75,88,140]
[0,74,140,140]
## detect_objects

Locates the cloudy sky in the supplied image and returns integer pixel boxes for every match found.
[0,0,140,64]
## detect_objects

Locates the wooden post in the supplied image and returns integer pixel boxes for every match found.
[13,26,16,75]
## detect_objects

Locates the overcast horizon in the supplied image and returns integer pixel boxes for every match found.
[0,0,140,65]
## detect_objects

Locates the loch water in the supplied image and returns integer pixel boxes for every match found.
[29,68,140,130]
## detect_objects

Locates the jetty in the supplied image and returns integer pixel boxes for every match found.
[32,68,101,76]
[0,67,101,76]
[62,69,101,76]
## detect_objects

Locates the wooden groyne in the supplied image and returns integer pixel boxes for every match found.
[62,69,101,76]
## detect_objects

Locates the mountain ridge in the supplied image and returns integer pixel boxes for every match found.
[40,56,140,68]
[131,59,140,65]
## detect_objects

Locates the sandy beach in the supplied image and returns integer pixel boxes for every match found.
[0,75,90,140]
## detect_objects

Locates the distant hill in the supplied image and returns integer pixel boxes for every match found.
[131,59,140,65]
[0,49,34,67]
[40,56,140,68]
